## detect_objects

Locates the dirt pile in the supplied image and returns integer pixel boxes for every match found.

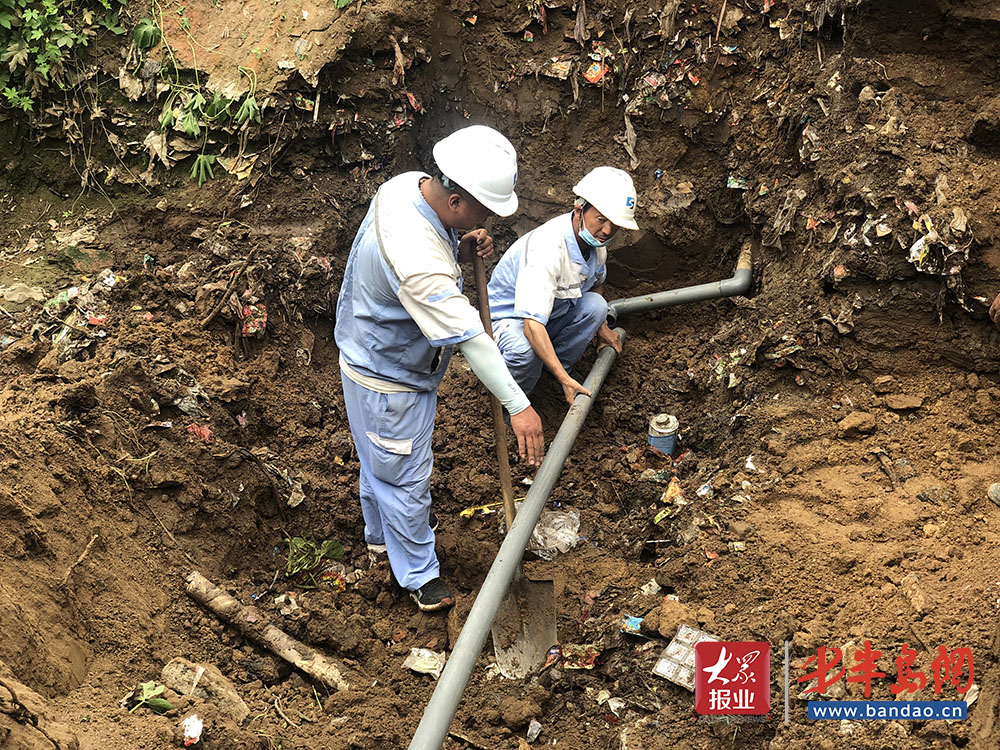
[1,0,1000,748]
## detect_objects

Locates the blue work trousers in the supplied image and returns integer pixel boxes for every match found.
[340,373,439,591]
[493,291,608,395]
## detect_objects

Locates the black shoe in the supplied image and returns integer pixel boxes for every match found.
[429,511,439,532]
[410,578,454,612]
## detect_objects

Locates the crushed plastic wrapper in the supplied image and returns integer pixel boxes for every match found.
[620,615,646,637]
[402,648,447,679]
[241,303,268,337]
[562,643,601,670]
[526,719,542,743]
[527,508,580,560]
[181,714,203,746]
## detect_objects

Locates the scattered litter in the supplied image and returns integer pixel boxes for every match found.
[186,423,214,443]
[951,207,969,234]
[639,468,673,484]
[727,175,749,190]
[542,645,561,669]
[561,643,601,670]
[652,624,720,690]
[745,455,758,472]
[241,304,268,337]
[181,714,203,746]
[523,30,534,42]
[729,541,746,552]
[528,508,580,560]
[526,719,542,742]
[402,648,446,679]
[1,283,46,304]
[274,592,300,617]
[695,481,713,498]
[621,615,646,637]
[583,61,610,84]
[607,697,626,717]
[143,420,173,430]
[965,683,980,707]
[659,476,685,505]
[539,57,573,80]
[639,579,661,596]
[44,286,80,314]
[460,501,504,519]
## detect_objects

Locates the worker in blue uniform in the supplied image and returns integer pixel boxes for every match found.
[487,167,638,403]
[335,126,545,611]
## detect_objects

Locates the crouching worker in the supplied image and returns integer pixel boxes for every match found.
[334,126,545,612]
[487,167,638,404]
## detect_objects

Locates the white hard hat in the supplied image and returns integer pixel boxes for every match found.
[572,166,639,230]
[432,125,519,217]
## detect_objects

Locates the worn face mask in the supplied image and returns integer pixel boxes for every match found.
[578,225,604,247]
[579,224,614,248]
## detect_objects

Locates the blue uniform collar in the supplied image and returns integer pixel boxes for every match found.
[413,173,460,250]
[562,211,595,266]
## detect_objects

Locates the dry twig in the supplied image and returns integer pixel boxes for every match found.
[58,533,98,588]
[201,248,256,328]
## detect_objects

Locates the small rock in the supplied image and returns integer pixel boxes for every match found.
[967,373,980,389]
[988,483,1000,508]
[161,657,249,722]
[885,394,923,411]
[839,411,877,437]
[873,375,898,394]
[657,597,696,638]
[899,573,928,613]
[499,695,541,728]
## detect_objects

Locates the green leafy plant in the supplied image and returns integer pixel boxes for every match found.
[285,536,343,588]
[335,0,353,8]
[128,681,174,714]
[0,0,126,111]
[132,17,161,50]
[189,152,215,186]
[204,92,230,122]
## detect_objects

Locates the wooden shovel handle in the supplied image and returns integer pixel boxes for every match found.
[472,253,517,531]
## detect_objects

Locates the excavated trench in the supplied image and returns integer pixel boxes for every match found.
[2,0,1000,748]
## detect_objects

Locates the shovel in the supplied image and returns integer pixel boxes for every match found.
[472,252,557,679]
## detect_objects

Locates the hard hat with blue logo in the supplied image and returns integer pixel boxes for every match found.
[572,166,639,230]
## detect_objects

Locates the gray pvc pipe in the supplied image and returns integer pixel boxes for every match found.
[409,328,626,750]
[606,243,753,325]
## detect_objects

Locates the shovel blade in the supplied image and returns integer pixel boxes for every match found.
[490,578,557,679]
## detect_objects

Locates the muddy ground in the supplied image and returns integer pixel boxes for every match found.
[2,0,1000,748]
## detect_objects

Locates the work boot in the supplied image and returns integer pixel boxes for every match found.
[410,577,454,612]
[366,512,438,555]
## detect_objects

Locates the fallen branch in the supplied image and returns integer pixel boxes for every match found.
[200,248,256,328]
[58,533,98,588]
[185,571,349,691]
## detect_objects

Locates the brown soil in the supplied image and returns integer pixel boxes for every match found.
[2,0,1000,748]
